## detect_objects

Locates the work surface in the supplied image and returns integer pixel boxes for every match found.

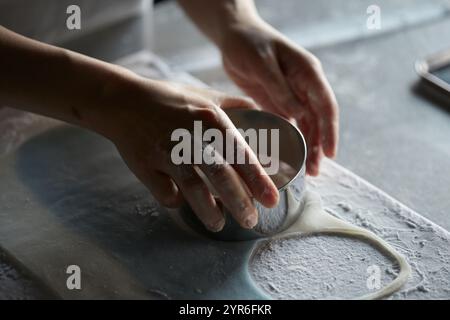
[0,53,449,299]
[0,119,449,299]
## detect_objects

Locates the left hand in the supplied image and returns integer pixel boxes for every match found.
[219,19,339,176]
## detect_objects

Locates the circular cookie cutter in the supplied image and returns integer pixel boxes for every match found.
[181,108,307,241]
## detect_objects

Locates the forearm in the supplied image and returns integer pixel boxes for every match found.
[177,0,262,47]
[0,26,138,135]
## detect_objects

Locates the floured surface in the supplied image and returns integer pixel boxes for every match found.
[0,125,448,299]
[250,191,411,299]
[251,235,398,299]
[0,252,52,299]
[307,162,450,299]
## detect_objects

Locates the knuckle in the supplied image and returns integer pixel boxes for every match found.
[227,95,254,107]
[236,197,254,216]
[183,103,197,115]
[194,107,220,125]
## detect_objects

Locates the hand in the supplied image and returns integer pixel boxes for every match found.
[219,19,339,176]
[96,78,279,232]
[0,26,278,233]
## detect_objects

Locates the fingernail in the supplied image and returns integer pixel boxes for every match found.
[245,214,258,229]
[208,219,225,232]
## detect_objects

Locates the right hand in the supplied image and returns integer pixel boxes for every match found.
[95,77,279,232]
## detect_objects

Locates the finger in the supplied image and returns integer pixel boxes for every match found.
[231,132,280,208]
[237,83,281,115]
[297,119,316,176]
[277,43,339,158]
[204,107,280,208]
[287,69,332,169]
[171,165,225,232]
[130,164,183,208]
[307,75,339,158]
[222,67,275,113]
[297,113,322,176]
[145,170,184,208]
[198,152,258,229]
[225,64,298,118]
[253,52,300,117]
[188,85,260,111]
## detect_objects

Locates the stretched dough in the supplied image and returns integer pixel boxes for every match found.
[270,190,411,300]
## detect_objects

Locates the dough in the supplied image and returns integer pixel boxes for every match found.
[262,190,411,299]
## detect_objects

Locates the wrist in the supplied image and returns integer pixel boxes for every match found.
[63,50,143,139]
[217,11,281,53]
[212,1,266,48]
